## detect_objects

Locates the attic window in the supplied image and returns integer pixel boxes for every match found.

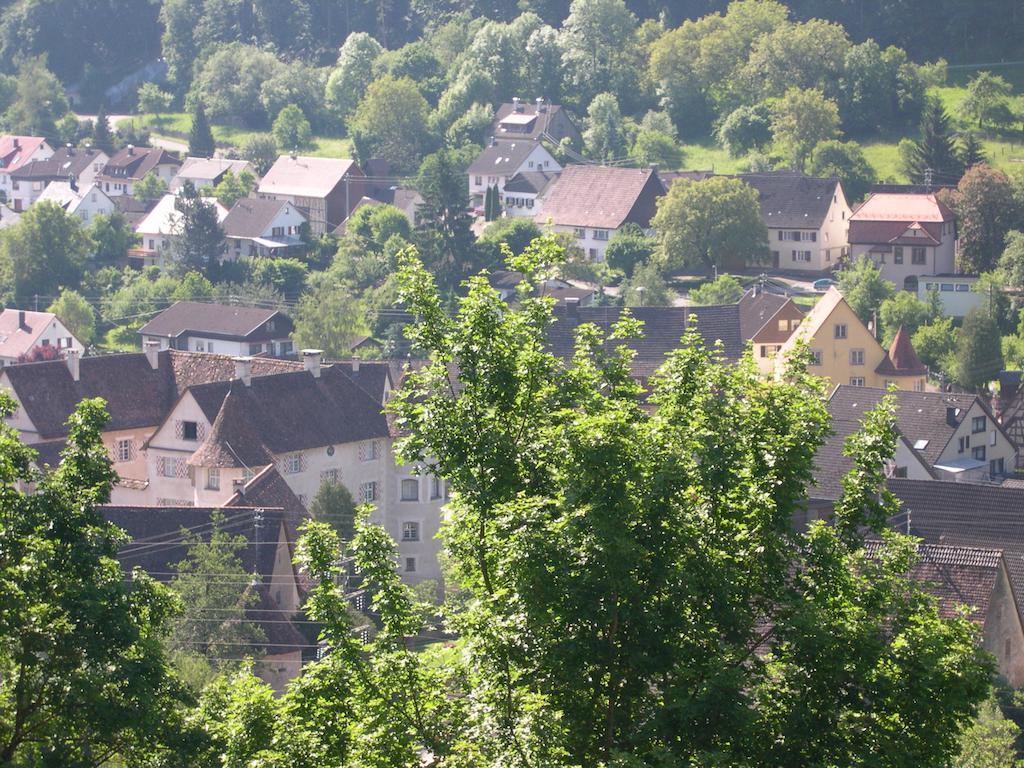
[182,421,198,441]
[913,439,929,450]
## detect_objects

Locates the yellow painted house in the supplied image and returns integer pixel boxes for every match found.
[775,287,927,392]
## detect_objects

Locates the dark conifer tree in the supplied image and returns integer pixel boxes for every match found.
[188,101,215,159]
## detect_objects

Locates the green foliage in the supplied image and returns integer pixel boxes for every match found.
[913,316,958,374]
[250,257,308,298]
[188,101,215,159]
[808,139,876,203]
[326,32,385,129]
[134,170,168,202]
[630,128,684,169]
[0,395,195,764]
[603,222,654,277]
[308,480,357,542]
[945,164,1022,274]
[211,169,257,209]
[137,81,174,116]
[956,307,1005,391]
[47,287,96,345]
[1,200,91,303]
[961,71,1014,128]
[954,693,1024,768]
[241,135,278,177]
[653,176,767,272]
[272,103,313,152]
[879,290,930,346]
[619,256,671,305]
[902,98,964,186]
[350,75,432,174]
[3,56,69,142]
[291,279,365,358]
[717,102,774,157]
[689,273,745,305]
[171,182,226,280]
[415,149,476,290]
[190,44,284,128]
[583,92,628,160]
[771,87,842,171]
[88,210,137,264]
[837,255,896,325]
[478,218,543,256]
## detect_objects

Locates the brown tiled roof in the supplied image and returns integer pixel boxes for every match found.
[2,350,303,440]
[535,166,663,230]
[188,385,273,468]
[222,197,301,239]
[547,304,745,378]
[887,478,1024,622]
[735,171,842,230]
[138,301,293,341]
[98,146,180,183]
[875,325,927,376]
[737,288,791,341]
[10,146,106,182]
[226,464,306,519]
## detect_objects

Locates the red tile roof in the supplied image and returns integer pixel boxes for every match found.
[0,136,48,173]
[875,325,928,376]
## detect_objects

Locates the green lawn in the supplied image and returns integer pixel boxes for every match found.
[677,141,744,174]
[137,112,353,158]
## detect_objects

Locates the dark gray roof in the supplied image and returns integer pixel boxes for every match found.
[222,197,297,239]
[736,171,840,229]
[138,301,292,341]
[828,386,991,467]
[547,304,744,378]
[737,288,790,340]
[503,170,558,195]
[469,140,543,175]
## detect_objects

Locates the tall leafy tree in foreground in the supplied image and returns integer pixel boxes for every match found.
[0,396,195,765]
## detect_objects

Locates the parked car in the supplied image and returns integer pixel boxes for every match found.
[813,278,837,292]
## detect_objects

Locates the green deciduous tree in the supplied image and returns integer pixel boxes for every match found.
[211,169,256,209]
[89,211,137,264]
[134,170,167,202]
[308,480,357,543]
[604,222,653,277]
[188,100,215,159]
[961,71,1014,129]
[478,217,543,256]
[241,135,277,176]
[620,255,671,305]
[913,316,958,374]
[1,200,91,303]
[652,176,767,272]
[325,32,386,129]
[837,255,895,325]
[942,164,1021,274]
[272,103,313,152]
[3,56,69,142]
[291,280,365,358]
[583,92,628,161]
[808,139,876,204]
[954,693,1024,768]
[630,129,684,169]
[414,149,475,289]
[771,86,842,171]
[349,75,432,174]
[689,272,745,305]
[137,81,174,124]
[879,290,930,346]
[47,287,96,345]
[956,306,1005,391]
[717,102,773,157]
[560,0,639,109]
[0,396,194,765]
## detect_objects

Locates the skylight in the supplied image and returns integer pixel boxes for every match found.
[913,439,929,450]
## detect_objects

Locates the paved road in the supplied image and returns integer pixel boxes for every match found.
[75,113,189,154]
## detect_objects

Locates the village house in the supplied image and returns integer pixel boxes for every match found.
[257,155,364,234]
[847,192,958,291]
[34,180,116,224]
[106,489,309,692]
[499,170,559,218]
[917,274,985,318]
[0,136,54,208]
[0,346,303,502]
[10,145,109,211]
[171,157,255,193]
[886,478,1024,687]
[775,287,928,391]
[488,270,596,306]
[96,145,181,197]
[0,309,84,366]
[737,286,807,374]
[736,172,851,272]
[221,197,307,259]
[468,139,560,210]
[132,193,229,268]
[488,97,582,146]
[535,166,665,261]
[138,301,296,357]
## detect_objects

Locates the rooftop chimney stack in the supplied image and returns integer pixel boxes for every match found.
[565,296,580,317]
[233,356,253,387]
[66,143,74,155]
[536,97,546,113]
[513,96,522,112]
[303,349,322,379]
[144,340,160,369]
[126,144,134,156]
[66,348,80,381]
[946,406,958,427]
[351,358,360,373]
[12,138,18,149]
[18,310,25,330]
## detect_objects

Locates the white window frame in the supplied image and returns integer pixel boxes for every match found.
[401,478,419,502]
[402,521,420,542]
[115,438,132,463]
[206,467,220,490]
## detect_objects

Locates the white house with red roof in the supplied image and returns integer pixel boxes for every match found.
[847,193,958,291]
[0,136,54,209]
[0,309,83,366]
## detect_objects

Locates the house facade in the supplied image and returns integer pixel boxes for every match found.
[0,136,54,208]
[171,157,254,193]
[500,170,559,218]
[0,309,84,366]
[776,287,927,392]
[133,194,229,267]
[139,301,296,357]
[468,140,560,209]
[488,98,582,147]
[736,172,851,272]
[535,166,665,261]
[96,146,181,197]
[257,155,364,234]
[222,197,307,260]
[35,181,116,224]
[9,146,108,211]
[847,193,958,291]
[918,275,985,318]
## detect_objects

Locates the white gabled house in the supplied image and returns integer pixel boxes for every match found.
[468,139,560,211]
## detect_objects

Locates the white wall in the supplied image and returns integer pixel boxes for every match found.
[918,276,985,318]
[469,143,560,204]
[550,223,619,261]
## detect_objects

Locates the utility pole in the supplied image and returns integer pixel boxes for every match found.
[924,167,933,192]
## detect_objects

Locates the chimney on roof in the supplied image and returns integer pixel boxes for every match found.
[68,174,77,193]
[18,310,25,330]
[513,96,522,112]
[66,143,73,155]
[303,349,322,378]
[12,138,18,149]
[233,356,253,387]
[946,406,958,427]
[565,296,580,317]
[144,340,160,369]
[351,358,360,373]
[126,144,134,156]
[536,97,546,113]
[66,348,80,381]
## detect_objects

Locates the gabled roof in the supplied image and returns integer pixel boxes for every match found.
[468,140,546,175]
[0,136,48,172]
[135,193,228,236]
[35,181,110,212]
[226,464,306,518]
[778,286,864,357]
[1,349,303,440]
[535,166,663,230]
[503,170,559,195]
[188,384,273,468]
[547,304,744,378]
[222,197,302,239]
[737,288,795,341]
[11,146,106,181]
[0,309,68,359]
[875,325,927,376]
[138,301,291,341]
[735,171,842,229]
[848,193,955,246]
[258,155,359,199]
[888,478,1024,623]
[828,385,996,466]
[173,157,252,187]
[98,146,180,183]
[491,101,576,141]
